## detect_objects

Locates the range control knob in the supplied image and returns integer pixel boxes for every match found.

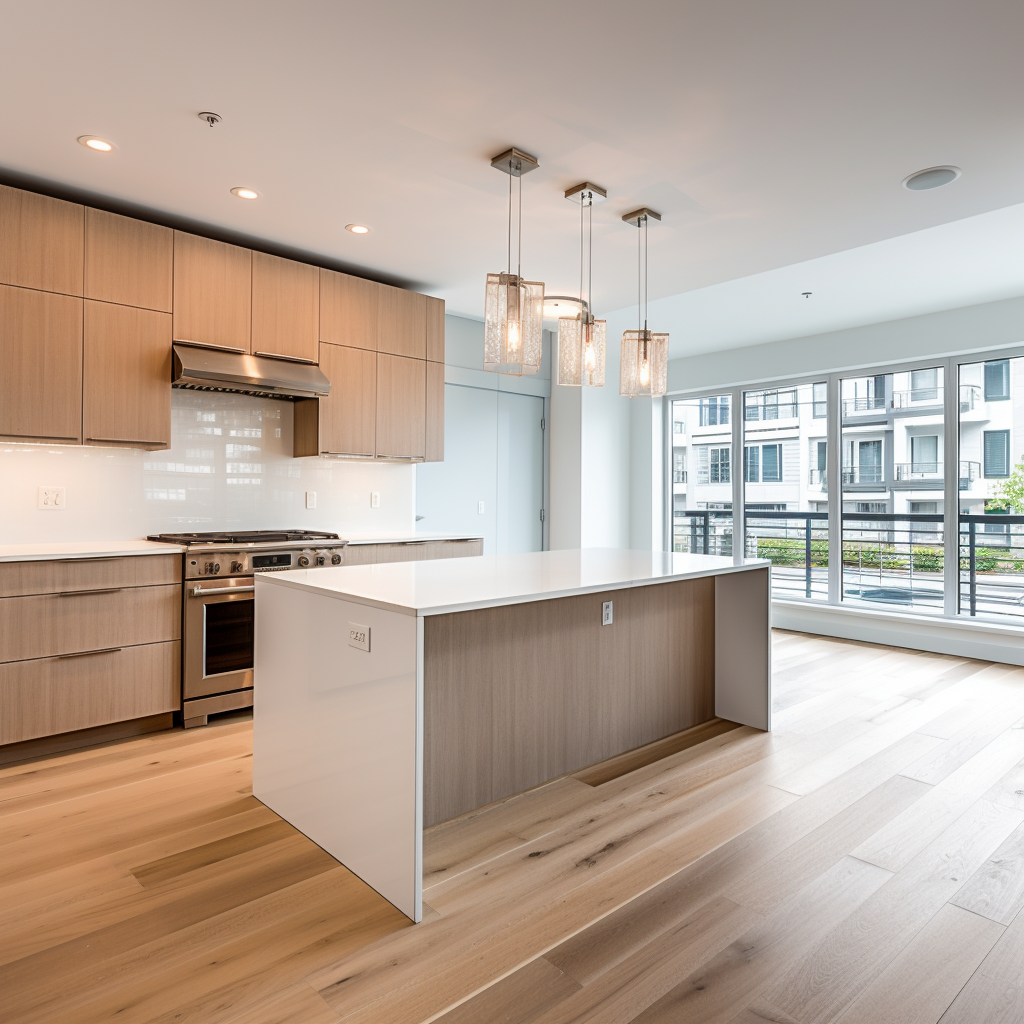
[331,553,342,565]
[297,555,310,568]
[315,554,326,566]
[213,563,221,574]
[204,561,215,575]
[230,560,244,574]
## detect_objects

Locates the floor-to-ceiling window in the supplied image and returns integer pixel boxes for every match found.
[742,382,828,601]
[669,394,733,555]
[840,365,945,614]
[958,356,1024,620]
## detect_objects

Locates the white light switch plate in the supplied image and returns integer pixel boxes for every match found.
[305,491,316,509]
[602,601,613,625]
[370,491,380,508]
[478,501,485,515]
[348,622,370,652]
[38,486,66,510]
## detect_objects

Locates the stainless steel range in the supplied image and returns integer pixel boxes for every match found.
[147,530,349,727]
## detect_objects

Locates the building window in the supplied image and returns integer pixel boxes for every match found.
[744,445,759,482]
[853,502,888,514]
[710,447,730,483]
[673,449,686,483]
[910,368,939,402]
[812,382,827,418]
[744,443,783,482]
[983,430,1010,478]
[699,396,730,427]
[910,435,939,473]
[673,420,685,434]
[984,360,1010,401]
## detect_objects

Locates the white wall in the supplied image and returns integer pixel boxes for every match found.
[0,390,414,543]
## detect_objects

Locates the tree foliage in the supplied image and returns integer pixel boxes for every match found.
[988,458,1024,513]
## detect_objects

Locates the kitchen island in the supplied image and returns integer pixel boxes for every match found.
[252,548,771,921]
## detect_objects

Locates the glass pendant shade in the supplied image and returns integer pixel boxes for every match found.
[484,272,544,376]
[620,329,668,397]
[557,315,606,387]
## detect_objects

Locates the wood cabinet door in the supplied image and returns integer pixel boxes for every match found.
[83,301,171,448]
[316,343,376,456]
[425,360,444,462]
[251,252,319,363]
[376,354,425,459]
[85,209,172,311]
[173,232,252,351]
[0,185,83,296]
[320,269,380,350]
[378,286,426,359]
[425,295,445,362]
[0,285,82,442]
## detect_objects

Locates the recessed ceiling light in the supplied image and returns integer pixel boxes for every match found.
[902,166,961,191]
[78,136,114,152]
[345,224,370,234]
[230,187,259,200]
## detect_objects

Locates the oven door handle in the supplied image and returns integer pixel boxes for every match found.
[189,584,256,598]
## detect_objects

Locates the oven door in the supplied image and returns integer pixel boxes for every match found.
[184,578,255,700]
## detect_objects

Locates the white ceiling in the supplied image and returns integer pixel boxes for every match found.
[2,0,1024,350]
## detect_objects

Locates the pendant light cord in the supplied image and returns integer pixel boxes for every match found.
[579,199,584,309]
[507,161,513,275]
[517,170,523,281]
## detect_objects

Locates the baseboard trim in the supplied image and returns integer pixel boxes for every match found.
[0,712,175,767]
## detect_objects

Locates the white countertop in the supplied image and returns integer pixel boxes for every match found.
[259,548,770,616]
[342,532,484,546]
[0,539,186,563]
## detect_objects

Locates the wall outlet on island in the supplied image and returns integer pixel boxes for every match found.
[370,491,380,508]
[478,500,485,515]
[38,486,66,510]
[602,601,613,626]
[305,491,316,510]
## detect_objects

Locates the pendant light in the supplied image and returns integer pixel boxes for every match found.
[619,208,668,397]
[484,148,545,376]
[556,183,607,388]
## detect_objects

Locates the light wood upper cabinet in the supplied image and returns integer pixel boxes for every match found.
[378,286,426,359]
[425,360,444,463]
[294,343,376,457]
[0,285,82,443]
[0,185,83,296]
[251,252,319,363]
[376,353,425,459]
[425,296,445,363]
[85,209,172,312]
[320,270,380,350]
[84,301,171,449]
[173,232,252,351]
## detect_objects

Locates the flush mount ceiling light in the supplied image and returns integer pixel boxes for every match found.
[77,136,114,152]
[345,224,370,234]
[230,187,259,200]
[620,208,668,398]
[902,165,961,191]
[557,183,607,388]
[543,296,585,319]
[484,147,544,377]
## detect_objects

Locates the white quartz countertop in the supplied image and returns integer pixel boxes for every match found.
[342,532,484,546]
[259,548,770,616]
[0,540,186,563]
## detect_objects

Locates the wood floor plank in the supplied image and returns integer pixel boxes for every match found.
[830,902,1004,1024]
[950,819,1024,924]
[759,798,1024,1024]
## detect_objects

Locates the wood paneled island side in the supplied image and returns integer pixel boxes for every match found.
[252,549,771,922]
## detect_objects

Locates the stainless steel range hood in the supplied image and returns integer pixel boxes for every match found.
[171,344,330,400]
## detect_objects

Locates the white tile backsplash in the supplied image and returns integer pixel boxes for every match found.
[0,391,415,543]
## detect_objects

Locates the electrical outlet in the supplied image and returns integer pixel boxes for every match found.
[602,601,613,626]
[478,500,486,515]
[38,486,66,510]
[305,491,316,510]
[370,491,380,509]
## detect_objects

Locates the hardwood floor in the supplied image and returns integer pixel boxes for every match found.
[2,630,1024,1023]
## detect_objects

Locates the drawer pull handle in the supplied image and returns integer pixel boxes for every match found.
[57,647,123,659]
[190,584,256,597]
[59,588,123,597]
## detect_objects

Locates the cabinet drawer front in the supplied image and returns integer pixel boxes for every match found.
[0,555,181,598]
[0,641,179,745]
[0,585,181,662]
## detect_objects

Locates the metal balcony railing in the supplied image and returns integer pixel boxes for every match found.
[959,461,981,488]
[842,466,885,485]
[960,384,982,412]
[959,514,1024,619]
[894,462,942,480]
[808,468,827,486]
[673,469,687,483]
[842,396,887,416]
[891,387,943,408]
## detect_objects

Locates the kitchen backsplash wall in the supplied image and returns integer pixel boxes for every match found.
[0,391,415,543]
